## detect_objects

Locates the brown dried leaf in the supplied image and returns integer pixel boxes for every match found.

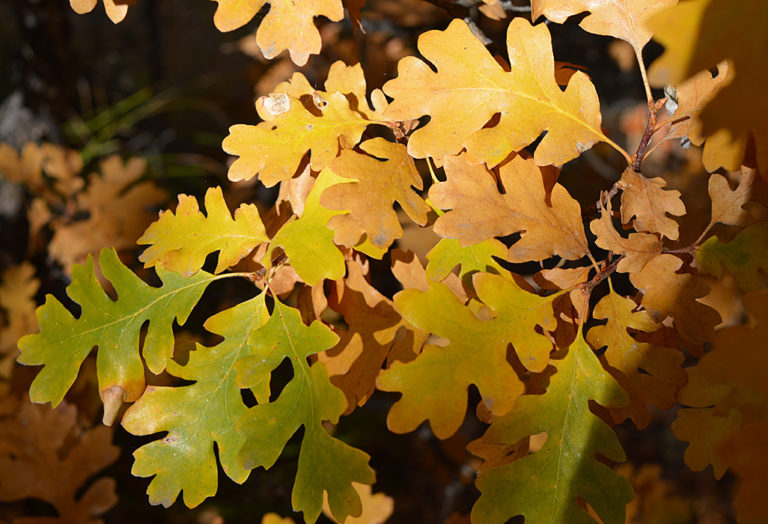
[0,398,119,522]
[0,263,39,379]
[619,167,685,240]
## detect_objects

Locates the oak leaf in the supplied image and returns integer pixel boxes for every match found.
[48,156,167,270]
[0,398,119,522]
[629,254,719,346]
[618,167,685,240]
[322,483,394,524]
[470,334,632,524]
[696,222,768,292]
[318,259,424,413]
[267,168,352,286]
[212,0,344,65]
[531,0,676,53]
[378,272,557,439]
[430,154,589,263]
[235,299,375,523]
[0,263,39,379]
[672,290,768,522]
[321,138,429,250]
[587,291,686,428]
[706,165,756,229]
[590,203,662,274]
[224,64,377,186]
[121,294,269,508]
[425,238,507,282]
[138,186,268,277]
[648,0,768,172]
[17,248,214,413]
[383,18,606,167]
[70,0,134,24]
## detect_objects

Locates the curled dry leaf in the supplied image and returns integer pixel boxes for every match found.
[0,398,119,522]
[383,18,606,167]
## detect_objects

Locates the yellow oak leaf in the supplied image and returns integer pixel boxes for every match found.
[618,167,685,240]
[322,482,394,524]
[138,186,268,277]
[648,0,768,173]
[383,18,607,167]
[587,291,686,428]
[321,138,429,250]
[70,0,134,23]
[223,65,374,187]
[532,0,676,53]
[211,0,344,65]
[378,272,557,439]
[430,154,589,263]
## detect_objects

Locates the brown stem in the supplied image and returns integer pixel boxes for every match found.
[583,255,624,294]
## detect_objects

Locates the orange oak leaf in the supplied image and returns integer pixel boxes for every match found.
[0,263,39,379]
[629,254,720,346]
[430,154,589,263]
[648,0,768,173]
[70,0,134,23]
[590,203,663,274]
[322,482,394,524]
[224,64,378,187]
[318,259,424,413]
[531,0,676,53]
[383,18,607,167]
[321,139,429,250]
[0,399,119,522]
[706,165,756,229]
[211,0,344,65]
[587,291,686,428]
[673,290,768,522]
[662,62,742,172]
[618,167,685,240]
[47,156,167,270]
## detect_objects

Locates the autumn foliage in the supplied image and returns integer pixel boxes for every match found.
[2,0,768,522]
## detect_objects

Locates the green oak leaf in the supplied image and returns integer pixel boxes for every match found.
[470,334,633,524]
[696,222,768,291]
[17,248,214,407]
[377,272,557,439]
[235,299,375,523]
[426,237,507,281]
[138,186,268,277]
[121,293,270,508]
[266,167,353,286]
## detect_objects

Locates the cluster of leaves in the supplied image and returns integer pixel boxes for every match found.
[9,0,768,522]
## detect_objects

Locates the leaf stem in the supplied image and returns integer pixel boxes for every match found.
[634,46,654,109]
